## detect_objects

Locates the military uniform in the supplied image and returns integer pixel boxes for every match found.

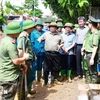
[17,20,35,95]
[0,22,21,100]
[83,16,99,83]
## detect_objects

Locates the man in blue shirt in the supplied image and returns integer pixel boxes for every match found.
[60,23,76,83]
[30,20,45,83]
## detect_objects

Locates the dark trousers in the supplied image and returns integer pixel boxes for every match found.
[76,44,84,75]
[43,52,61,84]
[60,55,73,71]
[86,53,98,83]
[0,80,18,100]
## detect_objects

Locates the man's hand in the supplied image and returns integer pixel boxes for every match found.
[64,48,69,54]
[62,47,68,54]
[37,38,41,43]
[21,64,27,73]
[90,58,94,66]
[81,48,85,56]
[23,53,29,60]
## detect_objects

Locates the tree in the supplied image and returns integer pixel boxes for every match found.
[5,0,43,17]
[44,0,100,23]
[0,0,6,30]
[24,0,43,17]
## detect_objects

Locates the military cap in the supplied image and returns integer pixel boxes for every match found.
[56,19,63,23]
[88,16,98,23]
[57,22,63,28]
[45,19,51,23]
[35,20,43,27]
[4,22,21,34]
[64,23,73,28]
[97,19,100,23]
[23,20,35,30]
[49,22,58,28]
[74,24,79,30]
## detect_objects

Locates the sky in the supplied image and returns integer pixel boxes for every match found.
[1,0,52,16]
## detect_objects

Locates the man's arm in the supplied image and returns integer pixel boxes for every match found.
[38,33,46,42]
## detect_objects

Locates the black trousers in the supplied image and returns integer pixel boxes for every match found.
[76,44,84,75]
[60,55,73,71]
[43,52,61,84]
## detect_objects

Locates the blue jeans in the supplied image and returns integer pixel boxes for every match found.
[31,56,44,80]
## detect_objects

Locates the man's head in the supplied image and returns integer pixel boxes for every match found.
[49,22,58,33]
[57,22,63,32]
[4,22,21,38]
[88,16,98,30]
[78,16,86,28]
[64,23,73,33]
[45,20,51,27]
[23,20,35,34]
[56,19,63,23]
[35,21,43,32]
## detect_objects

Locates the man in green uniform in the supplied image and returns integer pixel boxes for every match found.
[17,20,36,96]
[81,16,99,83]
[0,22,28,100]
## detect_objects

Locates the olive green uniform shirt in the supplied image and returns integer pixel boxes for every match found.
[84,30,99,52]
[17,31,33,60]
[0,35,19,81]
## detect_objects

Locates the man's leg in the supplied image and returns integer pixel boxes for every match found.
[37,56,44,82]
[0,80,18,100]
[52,53,62,85]
[76,45,82,77]
[43,52,52,86]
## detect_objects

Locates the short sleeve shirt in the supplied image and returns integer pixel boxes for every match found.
[38,31,64,52]
[60,32,76,55]
[0,36,19,81]
[84,30,99,52]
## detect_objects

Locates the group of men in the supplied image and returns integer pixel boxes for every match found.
[0,15,100,100]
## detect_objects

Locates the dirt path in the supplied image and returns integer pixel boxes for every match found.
[29,79,85,100]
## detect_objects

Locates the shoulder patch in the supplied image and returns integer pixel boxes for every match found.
[11,38,16,44]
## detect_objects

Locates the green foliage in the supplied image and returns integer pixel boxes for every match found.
[45,0,100,23]
[24,0,43,17]
[5,0,43,17]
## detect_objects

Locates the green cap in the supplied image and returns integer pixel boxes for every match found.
[97,19,100,23]
[4,22,21,34]
[74,24,79,30]
[45,19,51,23]
[56,19,63,23]
[23,20,35,30]
[35,20,43,27]
[88,16,98,23]
[64,23,73,28]
[49,22,58,28]
[57,22,63,28]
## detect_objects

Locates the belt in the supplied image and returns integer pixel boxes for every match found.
[85,51,92,54]
[46,51,59,54]
[76,44,83,46]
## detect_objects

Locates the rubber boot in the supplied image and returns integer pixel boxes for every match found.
[61,70,65,76]
[59,70,65,81]
[67,70,72,83]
